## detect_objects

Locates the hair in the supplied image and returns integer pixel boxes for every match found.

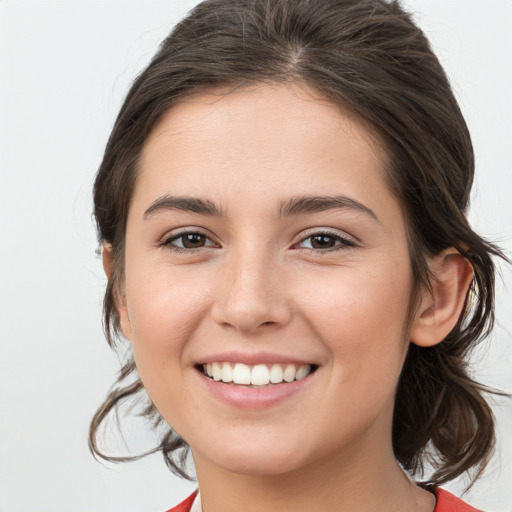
[90,0,507,488]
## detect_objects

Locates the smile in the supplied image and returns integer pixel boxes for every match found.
[200,362,315,386]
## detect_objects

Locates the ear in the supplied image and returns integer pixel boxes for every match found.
[101,243,114,279]
[101,244,133,340]
[410,249,473,347]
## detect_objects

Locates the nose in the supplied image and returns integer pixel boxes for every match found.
[211,246,292,334]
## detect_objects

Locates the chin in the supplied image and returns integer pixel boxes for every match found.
[198,440,309,476]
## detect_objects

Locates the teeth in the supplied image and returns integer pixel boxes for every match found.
[283,364,296,383]
[269,364,283,383]
[233,363,251,384]
[202,362,312,386]
[251,364,270,386]
[211,362,222,381]
[295,365,309,380]
[221,363,233,383]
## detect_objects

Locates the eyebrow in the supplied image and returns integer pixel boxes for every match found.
[143,194,378,222]
[144,195,226,219]
[278,195,379,222]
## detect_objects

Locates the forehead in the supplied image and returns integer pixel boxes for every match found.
[134,82,400,226]
[140,84,387,184]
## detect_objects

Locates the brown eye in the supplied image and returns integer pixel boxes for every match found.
[297,232,355,251]
[310,234,337,249]
[181,233,206,248]
[164,231,216,250]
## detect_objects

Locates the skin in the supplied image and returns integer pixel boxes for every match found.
[105,83,472,511]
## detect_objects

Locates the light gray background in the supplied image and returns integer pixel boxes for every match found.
[0,1,511,511]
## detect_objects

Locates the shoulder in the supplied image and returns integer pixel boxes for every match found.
[164,490,198,512]
[434,487,482,512]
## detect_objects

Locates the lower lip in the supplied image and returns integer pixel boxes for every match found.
[195,369,317,410]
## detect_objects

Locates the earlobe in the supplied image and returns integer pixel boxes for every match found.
[102,243,133,340]
[118,304,133,341]
[410,249,473,347]
[102,243,114,279]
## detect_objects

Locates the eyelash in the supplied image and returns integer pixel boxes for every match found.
[159,230,218,253]
[159,229,357,253]
[295,230,357,252]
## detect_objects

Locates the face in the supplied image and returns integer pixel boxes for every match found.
[118,83,417,477]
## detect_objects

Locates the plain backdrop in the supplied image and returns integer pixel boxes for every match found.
[0,1,511,511]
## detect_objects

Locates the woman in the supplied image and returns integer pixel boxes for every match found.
[90,0,506,510]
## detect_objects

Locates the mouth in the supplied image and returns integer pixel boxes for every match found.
[196,362,318,387]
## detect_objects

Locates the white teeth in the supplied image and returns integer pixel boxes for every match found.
[202,362,313,386]
[251,364,270,386]
[221,363,233,383]
[211,362,222,381]
[233,363,251,385]
[269,364,284,383]
[295,365,309,380]
[283,364,296,383]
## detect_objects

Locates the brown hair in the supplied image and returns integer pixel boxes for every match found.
[90,0,506,487]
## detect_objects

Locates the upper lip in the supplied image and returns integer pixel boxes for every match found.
[197,351,317,366]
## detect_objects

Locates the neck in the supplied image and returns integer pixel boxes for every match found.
[192,436,434,512]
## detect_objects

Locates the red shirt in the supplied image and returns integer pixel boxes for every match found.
[166,490,198,512]
[434,487,481,511]
[166,487,481,512]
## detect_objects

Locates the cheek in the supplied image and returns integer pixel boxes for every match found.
[295,262,412,441]
[295,257,412,379]
[123,264,212,385]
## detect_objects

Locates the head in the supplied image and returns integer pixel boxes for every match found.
[90,0,503,486]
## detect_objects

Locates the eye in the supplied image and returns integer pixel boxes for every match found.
[162,231,217,251]
[296,232,355,251]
